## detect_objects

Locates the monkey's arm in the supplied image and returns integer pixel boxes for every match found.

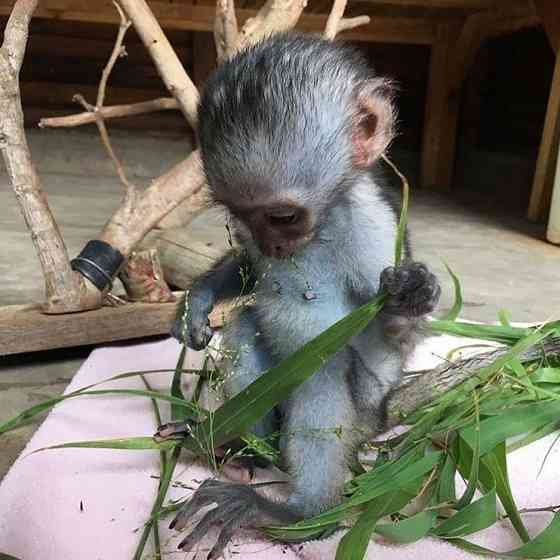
[171,251,256,349]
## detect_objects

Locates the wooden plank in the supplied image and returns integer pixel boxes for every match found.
[0,300,177,355]
[0,0,437,44]
[529,51,560,222]
[0,298,232,355]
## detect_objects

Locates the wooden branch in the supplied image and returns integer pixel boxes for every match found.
[387,336,560,429]
[235,0,308,53]
[98,150,206,256]
[116,0,199,129]
[323,0,370,40]
[215,0,238,64]
[0,0,100,313]
[38,97,179,128]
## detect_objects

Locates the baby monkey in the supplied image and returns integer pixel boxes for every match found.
[161,32,440,559]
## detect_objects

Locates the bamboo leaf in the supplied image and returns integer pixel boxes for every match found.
[432,490,497,538]
[376,510,437,544]
[190,296,385,450]
[440,262,463,322]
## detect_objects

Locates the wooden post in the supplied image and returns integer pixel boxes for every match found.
[528,51,560,222]
[421,23,459,190]
[547,142,560,243]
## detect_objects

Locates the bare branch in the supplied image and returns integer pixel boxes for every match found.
[2,0,38,73]
[97,1,131,109]
[324,0,348,40]
[117,0,199,129]
[0,0,99,313]
[324,0,369,40]
[235,0,308,53]
[39,97,179,128]
[215,0,239,64]
[337,16,371,35]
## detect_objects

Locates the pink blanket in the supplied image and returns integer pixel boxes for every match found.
[0,335,558,560]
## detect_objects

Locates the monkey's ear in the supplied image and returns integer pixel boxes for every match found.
[351,78,396,168]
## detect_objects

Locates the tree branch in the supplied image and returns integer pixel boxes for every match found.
[324,0,370,40]
[386,337,560,429]
[38,97,179,128]
[117,0,199,129]
[0,0,100,313]
[215,0,239,64]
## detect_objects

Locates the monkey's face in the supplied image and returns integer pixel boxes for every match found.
[225,199,316,259]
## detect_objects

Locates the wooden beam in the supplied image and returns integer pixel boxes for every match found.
[529,51,560,222]
[0,0,437,44]
[420,3,539,190]
[421,22,461,189]
[0,298,235,355]
[534,0,560,53]
[357,0,500,8]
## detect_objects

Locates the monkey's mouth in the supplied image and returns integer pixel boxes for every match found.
[260,236,310,259]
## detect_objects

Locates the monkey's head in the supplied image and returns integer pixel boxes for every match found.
[198,33,396,259]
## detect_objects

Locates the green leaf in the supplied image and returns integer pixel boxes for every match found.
[482,443,529,543]
[450,511,560,558]
[440,262,463,322]
[0,367,202,436]
[437,452,457,504]
[275,452,442,537]
[462,400,560,456]
[432,490,497,537]
[30,436,176,454]
[533,368,560,384]
[189,295,385,450]
[171,345,188,420]
[376,510,437,544]
[336,491,411,560]
[455,396,480,509]
[133,347,188,560]
[0,554,23,560]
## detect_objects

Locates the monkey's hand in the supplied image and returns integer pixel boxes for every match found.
[170,289,215,350]
[380,262,441,317]
[170,480,273,560]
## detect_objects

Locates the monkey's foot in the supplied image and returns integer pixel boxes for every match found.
[380,262,441,317]
[171,479,264,560]
[153,420,197,441]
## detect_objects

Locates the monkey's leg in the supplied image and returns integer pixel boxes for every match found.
[170,357,355,559]
[156,309,278,454]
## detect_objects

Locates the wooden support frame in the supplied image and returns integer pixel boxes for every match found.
[529,52,560,223]
[0,0,437,44]
[421,4,539,190]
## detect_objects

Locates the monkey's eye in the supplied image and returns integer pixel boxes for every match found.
[267,210,299,227]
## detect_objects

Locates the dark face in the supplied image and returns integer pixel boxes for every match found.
[225,198,315,259]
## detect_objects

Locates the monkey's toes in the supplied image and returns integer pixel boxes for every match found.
[171,480,261,559]
[153,420,196,441]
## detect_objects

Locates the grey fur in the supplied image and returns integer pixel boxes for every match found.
[166,32,440,557]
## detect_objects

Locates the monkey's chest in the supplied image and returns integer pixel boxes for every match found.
[252,265,353,357]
